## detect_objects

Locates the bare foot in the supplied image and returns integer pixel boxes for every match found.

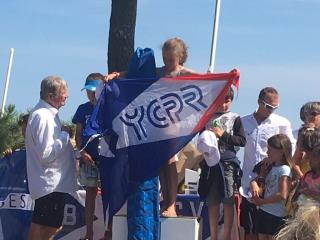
[160,205,167,215]
[161,207,177,217]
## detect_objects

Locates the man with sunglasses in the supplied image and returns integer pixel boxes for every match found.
[239,87,295,240]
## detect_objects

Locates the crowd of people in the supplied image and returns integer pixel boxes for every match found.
[198,89,320,240]
[2,37,319,240]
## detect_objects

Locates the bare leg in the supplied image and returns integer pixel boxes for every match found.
[28,223,61,240]
[244,234,258,240]
[223,203,234,240]
[208,204,219,240]
[83,187,98,240]
[161,157,178,217]
[159,164,169,213]
[165,161,178,216]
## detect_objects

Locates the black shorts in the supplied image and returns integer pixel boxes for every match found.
[32,192,67,228]
[257,209,286,235]
[240,197,258,234]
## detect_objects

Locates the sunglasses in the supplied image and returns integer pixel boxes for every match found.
[261,100,279,110]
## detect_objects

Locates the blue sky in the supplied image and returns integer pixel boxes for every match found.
[1,0,319,130]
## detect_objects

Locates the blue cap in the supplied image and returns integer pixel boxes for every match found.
[81,79,101,92]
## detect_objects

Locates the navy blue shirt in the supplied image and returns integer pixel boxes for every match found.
[72,101,94,145]
[72,102,96,157]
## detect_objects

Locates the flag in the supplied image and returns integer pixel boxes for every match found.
[83,50,239,219]
[0,150,33,240]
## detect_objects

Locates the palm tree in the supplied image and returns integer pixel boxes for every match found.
[107,0,137,73]
[0,105,24,157]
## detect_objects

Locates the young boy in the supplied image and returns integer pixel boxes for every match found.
[72,73,104,240]
[204,88,246,240]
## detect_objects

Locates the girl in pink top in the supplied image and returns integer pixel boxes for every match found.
[297,128,320,207]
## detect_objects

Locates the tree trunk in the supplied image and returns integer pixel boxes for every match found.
[108,0,137,73]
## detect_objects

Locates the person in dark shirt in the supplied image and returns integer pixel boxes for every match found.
[72,73,103,240]
[204,88,246,240]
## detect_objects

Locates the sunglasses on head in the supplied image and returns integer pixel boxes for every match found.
[261,100,279,110]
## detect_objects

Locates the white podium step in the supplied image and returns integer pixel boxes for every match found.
[160,216,201,240]
[112,215,201,240]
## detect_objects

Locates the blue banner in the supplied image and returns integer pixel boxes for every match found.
[0,150,32,240]
[0,151,105,240]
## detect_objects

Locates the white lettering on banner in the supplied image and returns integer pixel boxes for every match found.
[0,193,33,210]
[176,201,183,211]
[62,204,76,225]
[114,79,227,148]
[119,85,207,141]
[190,201,204,217]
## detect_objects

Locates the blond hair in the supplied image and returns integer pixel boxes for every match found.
[275,206,320,240]
[162,37,188,65]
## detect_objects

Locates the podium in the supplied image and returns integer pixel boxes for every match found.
[112,215,201,240]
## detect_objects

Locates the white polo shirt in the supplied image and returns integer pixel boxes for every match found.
[240,112,295,193]
[26,100,77,200]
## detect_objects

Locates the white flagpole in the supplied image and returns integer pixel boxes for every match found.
[1,48,14,117]
[208,0,221,73]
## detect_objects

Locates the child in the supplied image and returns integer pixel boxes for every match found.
[203,88,246,240]
[299,101,320,128]
[250,134,293,240]
[101,38,198,217]
[72,73,103,240]
[156,37,195,77]
[292,127,313,179]
[292,102,320,178]
[295,127,320,208]
[157,38,197,217]
[277,129,320,239]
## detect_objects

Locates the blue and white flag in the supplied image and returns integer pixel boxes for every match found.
[0,150,33,240]
[0,150,106,240]
[84,64,239,218]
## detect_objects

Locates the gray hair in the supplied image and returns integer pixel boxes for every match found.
[40,76,67,100]
[300,101,320,122]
